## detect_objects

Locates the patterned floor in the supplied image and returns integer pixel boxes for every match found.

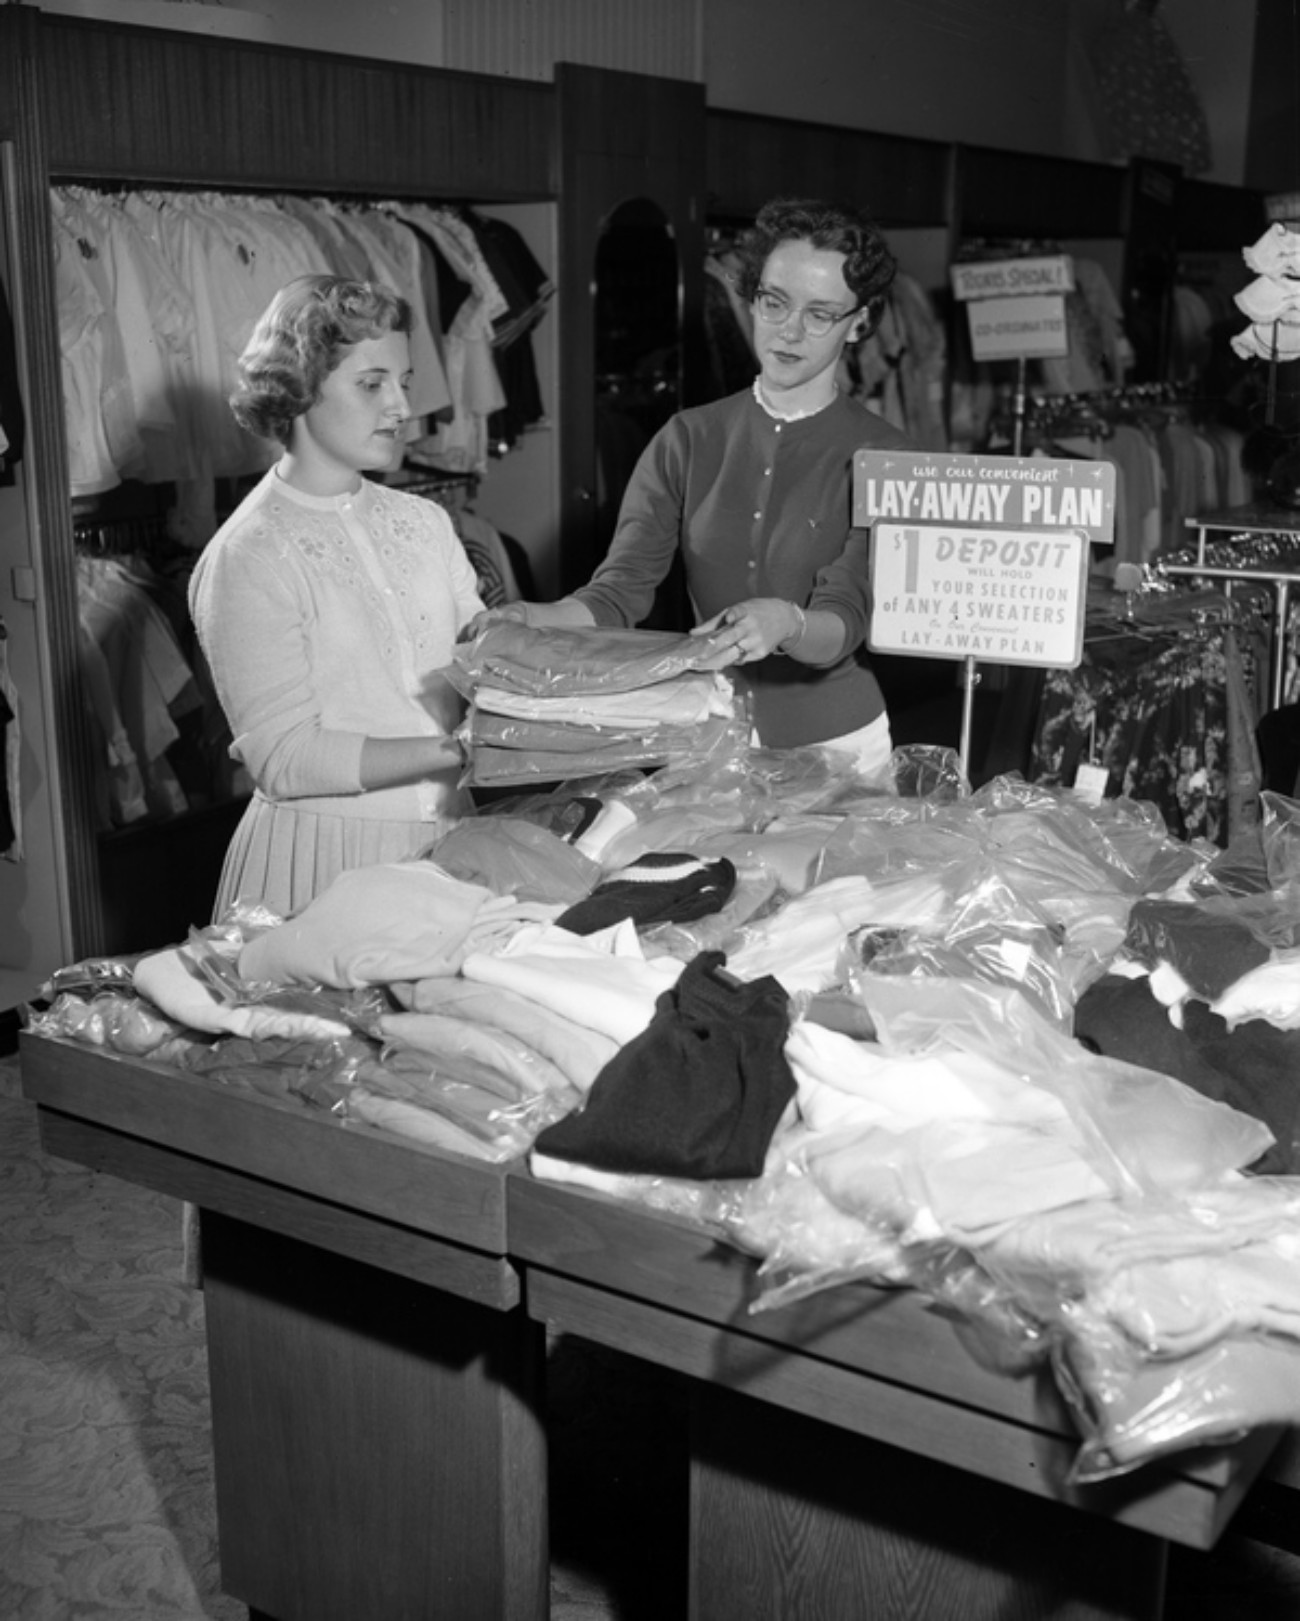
[4,1046,1300,1621]
[0,1054,240,1621]
[0,1052,689,1620]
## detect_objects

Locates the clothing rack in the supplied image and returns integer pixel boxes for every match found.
[1157,558,1299,712]
[71,512,176,560]
[390,467,480,499]
[994,381,1201,441]
[1002,392,1115,444]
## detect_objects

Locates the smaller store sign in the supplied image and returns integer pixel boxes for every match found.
[950,255,1074,364]
[965,294,1068,362]
[950,256,1075,301]
[854,450,1114,669]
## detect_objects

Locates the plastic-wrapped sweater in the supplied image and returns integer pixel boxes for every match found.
[573,388,909,749]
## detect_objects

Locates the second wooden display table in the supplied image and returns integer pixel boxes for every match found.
[510,1172,1280,1621]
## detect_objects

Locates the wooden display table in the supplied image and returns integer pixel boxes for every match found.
[510,1173,1282,1621]
[22,1033,1292,1621]
[19,1033,547,1621]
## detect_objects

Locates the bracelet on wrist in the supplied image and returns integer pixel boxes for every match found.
[777,601,807,654]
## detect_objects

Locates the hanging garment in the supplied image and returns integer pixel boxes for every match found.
[0,267,26,486]
[702,254,757,402]
[389,202,509,474]
[843,272,947,451]
[77,553,196,820]
[0,623,20,860]
[49,186,550,547]
[468,210,552,455]
[1032,621,1239,844]
[50,190,139,495]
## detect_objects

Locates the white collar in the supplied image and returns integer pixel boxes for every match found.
[751,377,837,422]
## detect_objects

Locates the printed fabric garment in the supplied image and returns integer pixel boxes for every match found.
[1031,623,1241,844]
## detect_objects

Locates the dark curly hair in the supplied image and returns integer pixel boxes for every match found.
[231,275,414,445]
[732,198,897,337]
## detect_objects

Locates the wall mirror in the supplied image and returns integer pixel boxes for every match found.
[592,196,689,627]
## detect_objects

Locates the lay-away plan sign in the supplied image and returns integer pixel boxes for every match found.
[853,449,1115,668]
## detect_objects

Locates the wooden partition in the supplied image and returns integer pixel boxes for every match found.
[705,106,953,226]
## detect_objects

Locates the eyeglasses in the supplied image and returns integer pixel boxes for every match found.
[752,287,861,339]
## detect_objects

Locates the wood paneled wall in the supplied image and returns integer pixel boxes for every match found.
[705,108,952,227]
[33,13,556,198]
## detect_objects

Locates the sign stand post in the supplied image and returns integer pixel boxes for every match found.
[958,655,981,783]
[1011,357,1029,457]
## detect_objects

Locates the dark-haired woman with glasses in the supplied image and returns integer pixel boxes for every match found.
[473,197,911,779]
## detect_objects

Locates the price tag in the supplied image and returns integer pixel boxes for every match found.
[996,939,1034,981]
[1073,762,1109,805]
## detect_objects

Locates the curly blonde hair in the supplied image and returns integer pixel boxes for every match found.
[231,275,413,444]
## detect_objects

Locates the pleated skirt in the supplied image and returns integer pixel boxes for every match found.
[212,793,457,922]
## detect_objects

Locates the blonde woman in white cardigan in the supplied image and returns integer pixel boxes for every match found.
[190,275,481,920]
